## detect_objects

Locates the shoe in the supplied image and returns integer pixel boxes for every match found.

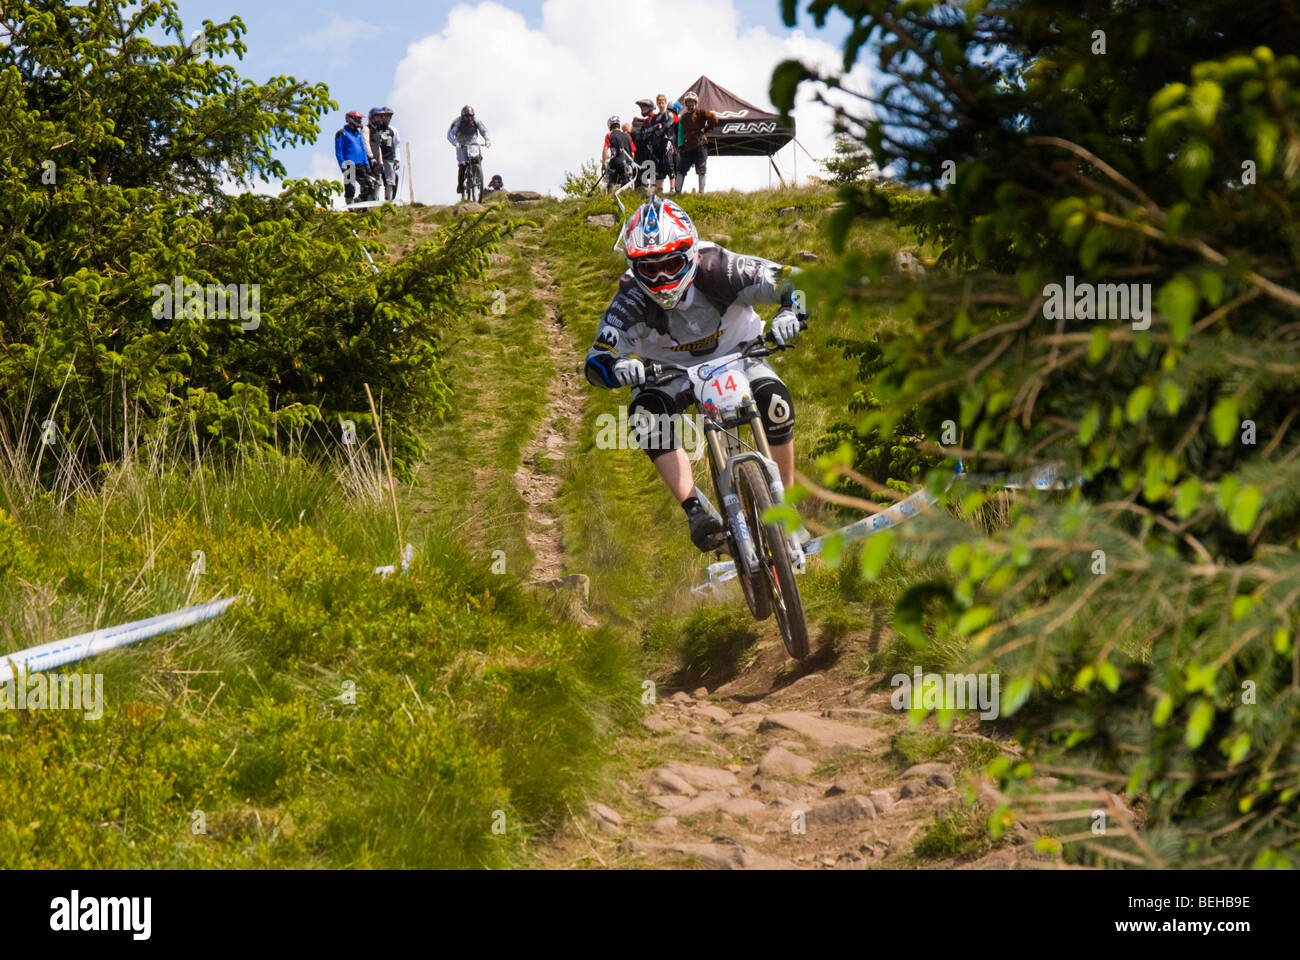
[787,526,809,574]
[688,507,727,552]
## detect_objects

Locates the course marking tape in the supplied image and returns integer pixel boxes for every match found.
[1,545,418,680]
[691,465,1081,597]
[0,597,239,683]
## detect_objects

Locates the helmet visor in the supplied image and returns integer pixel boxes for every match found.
[632,252,689,286]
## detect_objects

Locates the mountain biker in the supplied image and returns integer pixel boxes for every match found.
[334,110,377,205]
[367,106,401,201]
[583,195,807,553]
[602,115,635,193]
[674,91,719,194]
[485,173,505,196]
[447,105,491,197]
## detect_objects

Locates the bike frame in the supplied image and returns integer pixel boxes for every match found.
[646,343,791,576]
[459,139,486,200]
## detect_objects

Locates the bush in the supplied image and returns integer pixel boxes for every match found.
[0,1,504,476]
[776,0,1300,868]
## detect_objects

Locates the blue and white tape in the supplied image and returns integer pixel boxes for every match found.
[691,464,1080,597]
[1,545,418,681]
[0,597,239,683]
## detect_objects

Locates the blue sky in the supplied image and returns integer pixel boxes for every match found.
[169,0,863,201]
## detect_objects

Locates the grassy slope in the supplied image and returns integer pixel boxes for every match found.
[0,186,983,868]
[536,185,922,672]
[0,200,643,868]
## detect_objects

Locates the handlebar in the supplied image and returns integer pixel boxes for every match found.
[644,320,806,385]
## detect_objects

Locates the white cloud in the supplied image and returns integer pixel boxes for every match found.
[350,0,871,204]
[286,14,384,65]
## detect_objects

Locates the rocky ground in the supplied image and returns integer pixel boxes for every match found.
[541,627,1063,870]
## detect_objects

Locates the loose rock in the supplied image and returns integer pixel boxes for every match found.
[758,711,883,749]
[804,795,877,825]
[694,704,732,724]
[672,732,728,758]
[758,745,815,779]
[824,775,864,798]
[902,762,954,779]
[664,761,739,791]
[588,802,622,834]
[649,768,698,797]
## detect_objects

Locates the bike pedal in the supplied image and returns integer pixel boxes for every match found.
[788,538,807,575]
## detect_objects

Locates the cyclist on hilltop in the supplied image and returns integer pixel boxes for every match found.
[583,195,808,552]
[446,105,490,197]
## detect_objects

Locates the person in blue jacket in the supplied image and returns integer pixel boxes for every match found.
[334,110,377,205]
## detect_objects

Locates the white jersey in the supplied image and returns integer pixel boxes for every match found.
[584,242,798,386]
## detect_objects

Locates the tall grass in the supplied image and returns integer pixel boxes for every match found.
[0,409,639,868]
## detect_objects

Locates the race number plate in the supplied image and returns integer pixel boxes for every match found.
[698,366,751,416]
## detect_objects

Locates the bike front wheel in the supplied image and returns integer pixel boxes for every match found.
[734,461,809,660]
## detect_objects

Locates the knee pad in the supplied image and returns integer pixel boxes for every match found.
[628,387,690,460]
[751,378,795,445]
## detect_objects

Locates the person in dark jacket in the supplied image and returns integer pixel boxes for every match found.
[631,98,655,192]
[334,110,376,205]
[367,106,401,201]
[640,94,679,193]
[602,115,635,192]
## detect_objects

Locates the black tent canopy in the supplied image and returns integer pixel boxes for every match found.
[676,75,794,157]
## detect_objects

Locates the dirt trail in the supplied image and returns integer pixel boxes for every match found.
[511,245,584,583]
[543,621,1057,870]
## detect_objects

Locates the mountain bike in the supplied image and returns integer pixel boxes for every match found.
[459,141,485,203]
[644,330,810,659]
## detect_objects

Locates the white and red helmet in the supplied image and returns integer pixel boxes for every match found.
[616,195,699,309]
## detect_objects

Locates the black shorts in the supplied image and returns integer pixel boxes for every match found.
[678,146,708,175]
[649,141,676,180]
[628,368,795,460]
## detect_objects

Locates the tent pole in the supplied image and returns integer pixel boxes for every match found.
[769,154,787,189]
[793,138,818,163]
[793,140,797,187]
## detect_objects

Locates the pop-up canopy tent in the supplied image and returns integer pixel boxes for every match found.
[676,75,794,157]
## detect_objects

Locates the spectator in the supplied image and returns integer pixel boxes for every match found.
[602,115,635,193]
[631,98,655,191]
[367,106,401,201]
[641,93,679,193]
[334,110,377,205]
[674,90,719,194]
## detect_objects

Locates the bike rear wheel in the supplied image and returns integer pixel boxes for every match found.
[735,461,809,659]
